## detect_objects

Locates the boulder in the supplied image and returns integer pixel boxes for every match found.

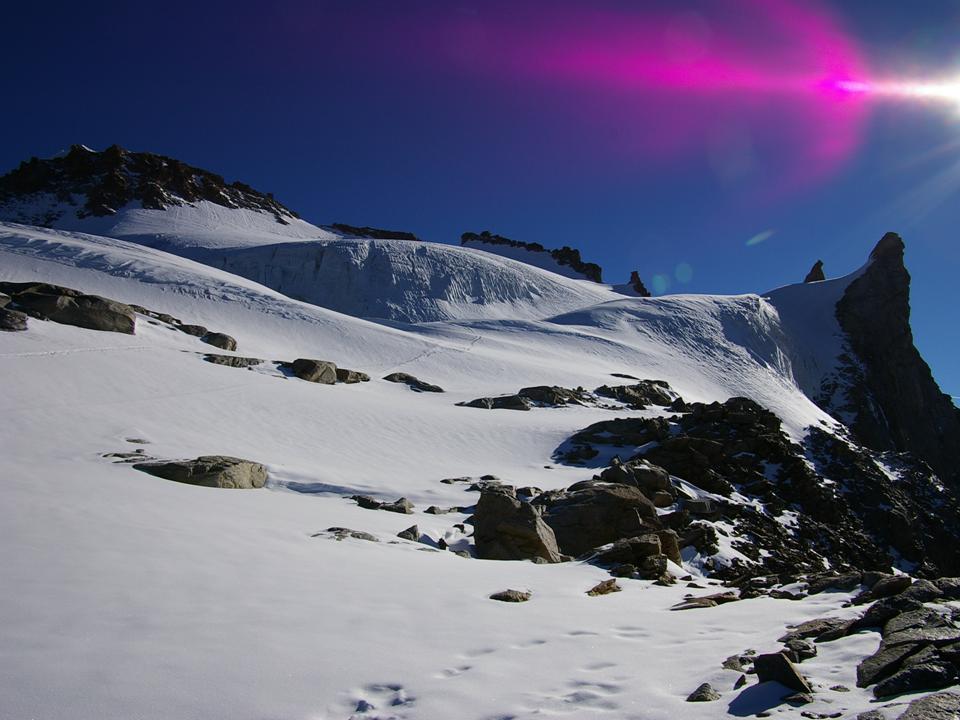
[0,291,10,308]
[899,692,960,719]
[857,643,928,687]
[381,498,414,514]
[177,323,208,337]
[0,307,27,331]
[284,358,337,384]
[852,573,911,604]
[586,579,621,596]
[336,368,370,383]
[200,332,237,351]
[600,458,672,495]
[458,395,532,411]
[753,652,812,694]
[538,483,660,557]
[472,487,562,563]
[382,372,444,393]
[14,291,135,334]
[203,354,263,368]
[594,535,662,566]
[489,589,531,603]
[686,683,720,702]
[133,456,267,489]
[873,662,956,699]
[323,527,378,542]
[655,529,683,566]
[397,525,419,541]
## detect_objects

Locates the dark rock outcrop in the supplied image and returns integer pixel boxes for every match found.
[0,144,299,225]
[330,223,419,241]
[594,380,678,408]
[803,260,825,283]
[489,589,531,602]
[627,270,651,297]
[382,372,444,393]
[133,456,267,489]
[461,231,603,283]
[833,233,960,483]
[686,683,720,702]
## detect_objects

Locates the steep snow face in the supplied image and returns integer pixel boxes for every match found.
[203,238,623,322]
[763,266,867,405]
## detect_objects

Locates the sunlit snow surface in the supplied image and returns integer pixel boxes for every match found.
[0,219,909,719]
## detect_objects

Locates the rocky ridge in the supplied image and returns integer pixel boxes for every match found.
[0,144,299,226]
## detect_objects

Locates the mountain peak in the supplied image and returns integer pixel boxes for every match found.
[870,231,905,262]
[0,145,299,227]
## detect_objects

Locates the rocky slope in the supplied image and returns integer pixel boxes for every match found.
[0,144,299,226]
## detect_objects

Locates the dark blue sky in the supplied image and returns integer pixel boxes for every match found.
[2,1,958,399]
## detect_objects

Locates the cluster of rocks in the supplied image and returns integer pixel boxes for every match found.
[685,575,960,711]
[0,280,247,355]
[329,223,419,242]
[1,281,136,334]
[466,468,682,582]
[554,393,960,583]
[350,495,414,514]
[460,230,604,283]
[459,379,680,413]
[280,358,370,385]
[0,144,299,225]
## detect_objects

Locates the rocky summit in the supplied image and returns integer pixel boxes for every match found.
[1,145,958,720]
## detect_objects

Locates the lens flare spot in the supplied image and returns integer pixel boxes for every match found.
[675,263,694,284]
[746,229,776,247]
[651,274,671,295]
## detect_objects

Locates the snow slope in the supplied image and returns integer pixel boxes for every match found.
[0,222,896,720]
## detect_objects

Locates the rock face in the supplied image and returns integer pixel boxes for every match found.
[472,486,562,563]
[133,456,267,489]
[833,233,960,484]
[1,281,136,334]
[0,144,299,224]
[284,358,338,384]
[382,373,444,393]
[803,260,825,283]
